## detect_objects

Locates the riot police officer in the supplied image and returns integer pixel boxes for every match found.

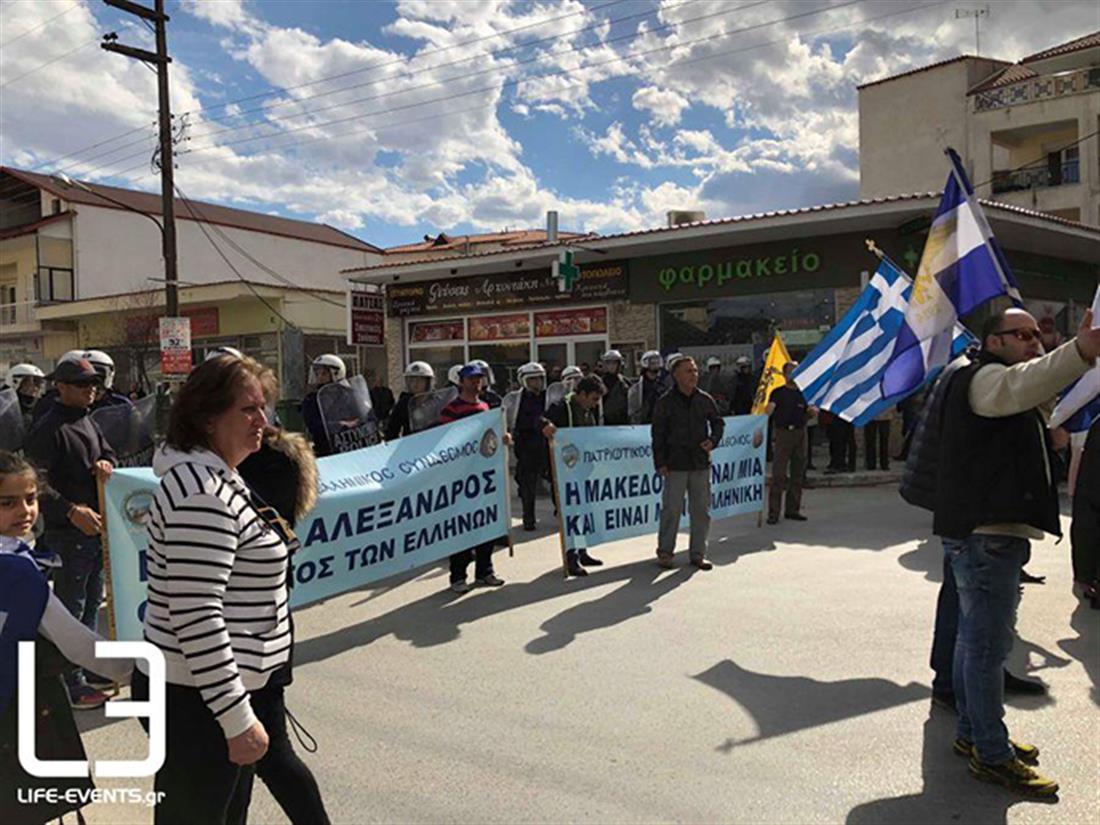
[4,363,45,424]
[509,362,548,531]
[599,349,631,425]
[386,361,435,440]
[631,350,669,424]
[301,354,346,456]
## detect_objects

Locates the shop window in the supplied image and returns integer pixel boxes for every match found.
[408,345,466,390]
[469,342,531,394]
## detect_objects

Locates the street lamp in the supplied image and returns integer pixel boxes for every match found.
[53,172,177,314]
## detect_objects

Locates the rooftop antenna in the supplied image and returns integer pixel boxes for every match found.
[955,5,989,55]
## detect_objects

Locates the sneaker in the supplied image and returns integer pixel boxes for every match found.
[656,555,676,569]
[578,551,603,567]
[968,756,1058,797]
[475,574,505,587]
[450,580,471,594]
[69,685,108,711]
[691,559,713,571]
[953,737,1039,765]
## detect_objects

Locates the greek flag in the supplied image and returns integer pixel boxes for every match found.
[880,148,1021,398]
[793,258,973,426]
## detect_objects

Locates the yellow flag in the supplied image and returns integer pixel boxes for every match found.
[751,331,792,415]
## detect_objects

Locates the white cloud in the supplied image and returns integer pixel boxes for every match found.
[631,86,690,127]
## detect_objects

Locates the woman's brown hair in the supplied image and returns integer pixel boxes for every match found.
[166,354,277,452]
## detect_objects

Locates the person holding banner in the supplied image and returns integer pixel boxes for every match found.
[932,308,1100,797]
[542,375,606,577]
[25,357,116,710]
[651,356,724,571]
[443,364,506,593]
[765,361,814,524]
[133,353,313,825]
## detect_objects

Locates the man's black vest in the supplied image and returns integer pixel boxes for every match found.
[933,353,1061,539]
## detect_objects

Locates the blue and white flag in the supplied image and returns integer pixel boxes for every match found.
[1050,285,1100,432]
[793,258,973,426]
[881,148,1021,397]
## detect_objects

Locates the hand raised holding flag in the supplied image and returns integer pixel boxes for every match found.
[1074,310,1100,363]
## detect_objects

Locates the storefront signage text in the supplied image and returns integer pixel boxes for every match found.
[657,249,821,292]
[348,292,385,347]
[386,261,628,317]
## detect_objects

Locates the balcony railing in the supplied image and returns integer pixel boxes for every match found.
[974,67,1100,112]
[991,161,1080,194]
[0,300,37,330]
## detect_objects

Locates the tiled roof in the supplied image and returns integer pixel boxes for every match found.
[1020,31,1100,64]
[345,192,1099,275]
[0,167,382,253]
[856,55,1007,91]
[385,228,591,254]
[968,63,1039,94]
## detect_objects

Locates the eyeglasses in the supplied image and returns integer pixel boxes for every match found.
[991,327,1042,343]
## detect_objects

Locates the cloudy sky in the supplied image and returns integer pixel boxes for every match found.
[1,0,1096,247]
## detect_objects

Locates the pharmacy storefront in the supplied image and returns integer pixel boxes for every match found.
[386,261,629,392]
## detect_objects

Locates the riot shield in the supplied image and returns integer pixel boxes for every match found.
[545,381,566,409]
[318,375,380,453]
[408,386,458,432]
[627,379,645,424]
[91,394,156,467]
[0,388,25,453]
[502,390,522,431]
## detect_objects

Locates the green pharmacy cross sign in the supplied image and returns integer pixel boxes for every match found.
[553,249,581,293]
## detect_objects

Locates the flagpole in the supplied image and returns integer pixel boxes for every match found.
[864,239,912,278]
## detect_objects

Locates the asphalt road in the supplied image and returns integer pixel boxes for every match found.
[76,485,1099,824]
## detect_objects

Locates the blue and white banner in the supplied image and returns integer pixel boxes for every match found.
[102,410,510,641]
[795,258,974,426]
[551,415,768,550]
[881,148,1021,398]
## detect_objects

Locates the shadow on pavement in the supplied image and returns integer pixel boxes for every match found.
[897,538,941,583]
[1057,600,1100,708]
[694,659,928,751]
[845,708,1052,824]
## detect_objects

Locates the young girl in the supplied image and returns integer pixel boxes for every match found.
[0,450,131,824]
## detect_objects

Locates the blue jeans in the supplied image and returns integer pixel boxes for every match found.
[48,528,105,688]
[944,534,1029,765]
[929,551,958,695]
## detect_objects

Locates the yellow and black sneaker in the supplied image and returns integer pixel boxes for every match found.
[968,756,1058,797]
[953,737,1040,764]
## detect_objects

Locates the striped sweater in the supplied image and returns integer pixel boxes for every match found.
[143,446,292,739]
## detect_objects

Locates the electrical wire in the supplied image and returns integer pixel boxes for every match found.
[0,1,83,48]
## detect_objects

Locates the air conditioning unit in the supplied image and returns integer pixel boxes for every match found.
[667,210,706,227]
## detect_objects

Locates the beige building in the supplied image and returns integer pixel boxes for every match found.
[859,31,1100,225]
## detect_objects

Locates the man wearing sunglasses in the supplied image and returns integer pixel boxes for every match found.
[932,307,1100,797]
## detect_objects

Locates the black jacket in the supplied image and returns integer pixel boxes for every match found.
[601,373,631,425]
[731,373,755,416]
[545,395,597,429]
[651,387,725,472]
[25,400,116,529]
[933,353,1061,539]
[900,355,973,512]
[1070,419,1100,584]
[385,391,413,440]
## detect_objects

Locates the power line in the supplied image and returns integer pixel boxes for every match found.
[0,36,97,89]
[0,1,83,48]
[174,183,300,330]
[183,0,774,148]
[21,0,629,175]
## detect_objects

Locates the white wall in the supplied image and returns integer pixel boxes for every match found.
[71,204,380,299]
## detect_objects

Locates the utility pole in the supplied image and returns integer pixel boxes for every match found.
[102,0,178,317]
[954,6,989,56]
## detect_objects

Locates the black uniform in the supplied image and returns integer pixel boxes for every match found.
[385,391,414,440]
[731,372,755,415]
[513,390,548,529]
[1071,418,1100,602]
[601,372,631,425]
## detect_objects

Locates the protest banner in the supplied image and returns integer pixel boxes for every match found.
[550,415,768,563]
[101,410,510,640]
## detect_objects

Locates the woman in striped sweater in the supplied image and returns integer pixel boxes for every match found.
[132,354,296,825]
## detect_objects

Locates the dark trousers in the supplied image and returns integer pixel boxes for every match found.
[806,424,817,468]
[226,684,329,825]
[930,551,959,695]
[769,428,806,518]
[133,670,328,825]
[864,420,891,470]
[48,529,104,689]
[517,460,542,527]
[828,418,856,470]
[449,541,495,584]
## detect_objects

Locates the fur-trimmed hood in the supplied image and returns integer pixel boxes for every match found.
[262,428,319,522]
